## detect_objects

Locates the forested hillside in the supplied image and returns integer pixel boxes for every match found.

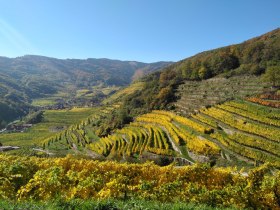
[121,28,280,114]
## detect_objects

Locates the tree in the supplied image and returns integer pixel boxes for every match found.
[0,120,7,129]
[262,66,280,87]
[198,66,211,79]
[156,86,174,108]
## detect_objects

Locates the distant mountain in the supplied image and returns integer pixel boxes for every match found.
[0,55,172,127]
[0,55,171,91]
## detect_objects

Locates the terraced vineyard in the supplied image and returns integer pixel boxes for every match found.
[192,99,280,167]
[42,97,280,168]
[43,105,117,153]
[87,110,221,162]
[102,82,144,104]
[0,108,98,147]
[45,109,221,163]
[175,76,267,115]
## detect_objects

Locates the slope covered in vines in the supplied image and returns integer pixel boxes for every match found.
[43,97,280,168]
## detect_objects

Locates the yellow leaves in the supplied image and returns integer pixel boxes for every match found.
[88,110,221,157]
[70,107,93,112]
[97,175,128,199]
[0,177,15,199]
[186,136,220,155]
[97,188,112,198]
[0,154,280,208]
[202,106,280,142]
[219,101,280,127]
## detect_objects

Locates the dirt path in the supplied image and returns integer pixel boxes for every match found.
[152,124,182,155]
[33,148,54,155]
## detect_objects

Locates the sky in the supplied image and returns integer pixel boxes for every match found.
[0,0,280,63]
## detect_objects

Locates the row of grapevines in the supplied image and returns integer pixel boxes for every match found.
[153,110,213,134]
[211,132,280,167]
[218,102,280,127]
[227,100,280,119]
[226,132,280,158]
[88,122,175,157]
[192,106,280,164]
[126,124,174,156]
[104,134,127,157]
[247,97,280,108]
[191,113,218,128]
[135,115,183,145]
[201,107,280,142]
[0,154,279,209]
[130,122,177,155]
[136,112,220,155]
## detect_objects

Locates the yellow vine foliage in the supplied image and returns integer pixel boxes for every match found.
[0,154,279,209]
[201,107,280,142]
[88,110,220,157]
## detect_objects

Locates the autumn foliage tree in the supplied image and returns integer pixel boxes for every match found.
[262,66,280,87]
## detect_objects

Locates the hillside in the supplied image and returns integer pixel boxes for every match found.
[0,56,171,127]
[0,55,171,88]
[2,1,280,208]
[37,28,279,168]
[27,96,277,169]
[1,90,279,209]
[1,29,279,169]
[2,96,276,168]
[175,75,267,115]
[121,28,280,115]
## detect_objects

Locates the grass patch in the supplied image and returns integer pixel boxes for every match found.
[0,198,238,210]
[31,98,57,106]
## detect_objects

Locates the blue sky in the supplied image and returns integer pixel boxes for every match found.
[0,0,279,62]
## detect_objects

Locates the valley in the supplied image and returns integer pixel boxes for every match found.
[0,56,171,128]
[1,29,279,166]
[1,76,279,170]
[0,28,280,209]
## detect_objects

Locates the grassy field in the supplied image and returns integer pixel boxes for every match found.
[0,199,237,210]
[0,107,98,147]
[75,86,121,99]
[31,91,72,106]
[31,98,57,106]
